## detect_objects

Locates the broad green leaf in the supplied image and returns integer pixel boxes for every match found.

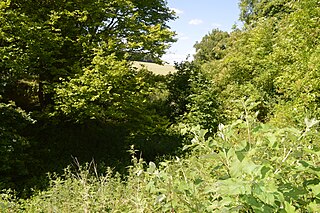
[307,201,320,212]
[266,133,277,148]
[242,158,262,176]
[215,178,251,196]
[194,178,204,185]
[309,184,320,197]
[284,201,296,213]
[253,185,275,206]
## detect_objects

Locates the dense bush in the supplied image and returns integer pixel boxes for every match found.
[1,107,319,212]
[0,0,179,194]
[188,0,320,128]
[0,102,39,195]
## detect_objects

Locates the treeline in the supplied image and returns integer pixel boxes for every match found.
[183,0,320,130]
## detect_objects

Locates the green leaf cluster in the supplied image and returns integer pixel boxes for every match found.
[2,111,320,212]
[0,0,178,194]
[187,0,320,128]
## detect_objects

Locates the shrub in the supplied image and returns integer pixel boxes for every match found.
[2,105,319,212]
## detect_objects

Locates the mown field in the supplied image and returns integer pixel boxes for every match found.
[132,61,177,75]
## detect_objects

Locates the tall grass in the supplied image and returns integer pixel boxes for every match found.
[1,111,320,212]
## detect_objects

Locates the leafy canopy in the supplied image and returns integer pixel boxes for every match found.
[0,0,176,109]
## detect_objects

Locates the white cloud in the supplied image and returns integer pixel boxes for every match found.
[188,19,203,25]
[171,8,184,15]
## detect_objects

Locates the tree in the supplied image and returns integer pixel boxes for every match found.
[0,0,176,109]
[0,0,178,194]
[166,61,199,121]
[189,0,319,127]
[239,0,293,25]
[8,0,176,61]
[193,29,229,64]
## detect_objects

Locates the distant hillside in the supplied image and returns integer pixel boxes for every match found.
[132,61,177,75]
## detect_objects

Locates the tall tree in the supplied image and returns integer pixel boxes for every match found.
[0,0,178,194]
[0,0,176,109]
[193,29,229,64]
[239,0,292,25]
[188,0,319,127]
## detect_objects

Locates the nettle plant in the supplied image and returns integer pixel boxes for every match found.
[182,101,320,212]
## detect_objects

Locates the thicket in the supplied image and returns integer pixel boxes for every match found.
[185,0,320,130]
[2,109,320,212]
[0,0,181,196]
[1,0,320,211]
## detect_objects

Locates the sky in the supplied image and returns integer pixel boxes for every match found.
[162,0,241,64]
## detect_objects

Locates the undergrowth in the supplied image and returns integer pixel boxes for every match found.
[1,106,320,212]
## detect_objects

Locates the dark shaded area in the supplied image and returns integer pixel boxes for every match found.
[0,113,184,198]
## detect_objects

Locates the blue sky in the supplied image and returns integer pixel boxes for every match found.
[162,0,241,64]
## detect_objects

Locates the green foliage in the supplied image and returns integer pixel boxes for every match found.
[2,106,319,212]
[0,101,40,195]
[1,0,176,109]
[194,29,229,64]
[8,0,176,61]
[53,52,182,162]
[165,61,199,122]
[190,0,320,127]
[239,0,293,26]
[54,53,132,122]
[183,70,220,130]
[270,0,320,125]
[0,0,179,196]
[2,0,320,209]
